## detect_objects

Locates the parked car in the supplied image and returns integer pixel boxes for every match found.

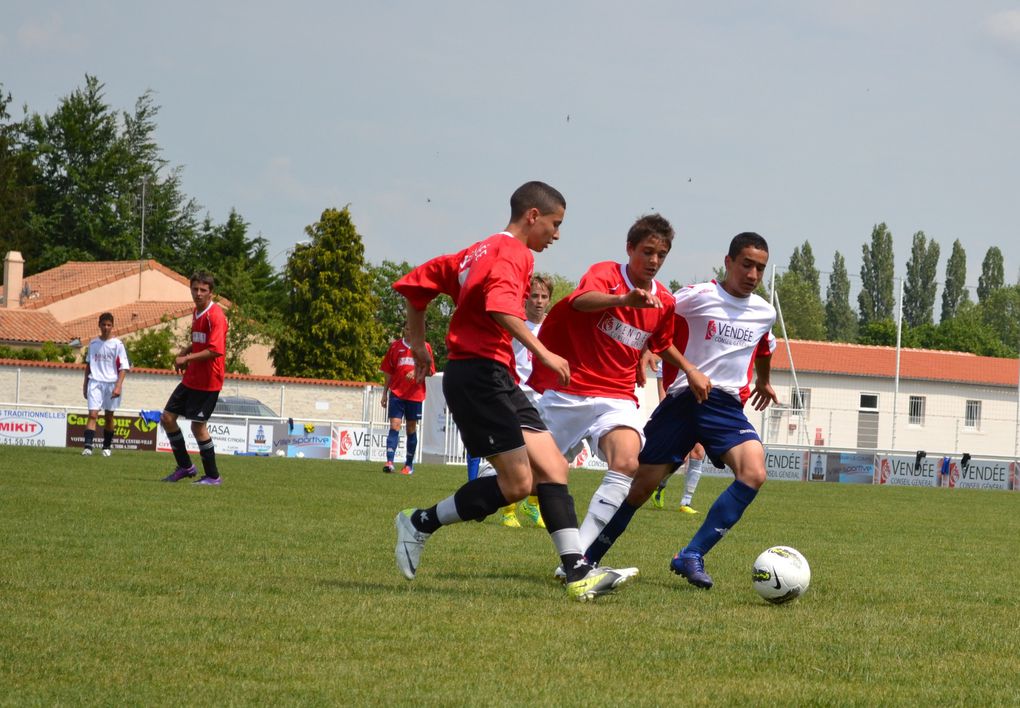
[212,396,279,418]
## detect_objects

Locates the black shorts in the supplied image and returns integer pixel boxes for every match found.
[164,383,220,422]
[443,358,547,458]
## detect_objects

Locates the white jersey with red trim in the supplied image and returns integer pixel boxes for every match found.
[666,280,776,404]
[513,320,541,393]
[86,336,130,383]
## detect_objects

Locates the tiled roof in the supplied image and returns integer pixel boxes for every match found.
[0,310,75,345]
[21,260,192,310]
[773,340,1019,387]
[63,302,195,344]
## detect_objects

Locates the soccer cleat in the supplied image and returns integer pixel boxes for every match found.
[670,552,714,589]
[500,510,522,528]
[555,564,638,585]
[554,565,567,583]
[162,464,197,482]
[101,448,112,457]
[192,476,221,486]
[399,465,414,475]
[565,566,636,602]
[394,509,430,580]
[651,487,665,509]
[678,505,699,515]
[81,448,93,457]
[383,463,395,473]
[518,498,546,528]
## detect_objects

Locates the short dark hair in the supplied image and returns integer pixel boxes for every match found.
[189,271,216,290]
[530,273,554,296]
[510,181,566,221]
[627,214,674,250]
[728,232,769,259]
[98,312,113,325]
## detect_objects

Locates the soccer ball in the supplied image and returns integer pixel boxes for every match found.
[275,449,285,457]
[296,451,305,458]
[752,546,810,604]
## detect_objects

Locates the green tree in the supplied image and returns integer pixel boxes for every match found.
[825,251,858,342]
[272,207,385,380]
[124,320,179,369]
[978,285,1020,356]
[902,231,940,328]
[858,223,895,326]
[931,301,1013,357]
[857,319,899,347]
[977,246,1004,303]
[775,270,825,340]
[0,85,40,262]
[788,241,820,298]
[940,239,968,323]
[367,259,453,370]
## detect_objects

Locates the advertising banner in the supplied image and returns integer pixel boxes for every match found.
[272,421,332,458]
[247,422,275,455]
[156,419,249,455]
[0,408,67,447]
[874,454,940,487]
[331,423,403,462]
[764,448,807,481]
[945,457,1011,491]
[66,412,159,451]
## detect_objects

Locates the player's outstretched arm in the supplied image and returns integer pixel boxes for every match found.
[572,290,662,312]
[659,345,712,402]
[749,356,779,411]
[492,312,570,386]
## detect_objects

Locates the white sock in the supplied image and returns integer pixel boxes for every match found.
[436,495,462,525]
[477,459,496,478]
[681,457,704,507]
[578,470,633,552]
[550,528,583,558]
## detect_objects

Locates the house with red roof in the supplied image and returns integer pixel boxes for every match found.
[0,251,273,375]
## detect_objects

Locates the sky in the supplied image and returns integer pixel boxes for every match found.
[3,1,1019,296]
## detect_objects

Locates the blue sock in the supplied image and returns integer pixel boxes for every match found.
[386,429,399,463]
[684,480,758,557]
[584,501,639,565]
[405,432,417,467]
[466,456,481,481]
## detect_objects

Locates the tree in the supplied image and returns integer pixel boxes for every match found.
[940,239,968,323]
[272,207,385,380]
[977,246,1004,303]
[978,285,1020,356]
[931,301,1013,357]
[775,271,825,340]
[0,85,40,262]
[788,241,820,298]
[857,319,899,347]
[858,223,895,326]
[367,259,453,369]
[825,251,857,342]
[902,231,940,328]
[124,319,179,369]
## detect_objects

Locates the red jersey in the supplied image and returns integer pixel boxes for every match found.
[393,232,533,377]
[380,338,434,402]
[182,302,228,392]
[529,261,675,402]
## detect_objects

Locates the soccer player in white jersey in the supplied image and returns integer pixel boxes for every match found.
[584,232,779,589]
[81,312,130,456]
[471,274,552,528]
[528,214,705,571]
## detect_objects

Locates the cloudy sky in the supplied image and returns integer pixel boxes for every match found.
[3,1,1019,295]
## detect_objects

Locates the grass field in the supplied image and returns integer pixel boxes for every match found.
[2,447,1019,705]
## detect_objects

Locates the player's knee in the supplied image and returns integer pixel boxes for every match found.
[500,475,532,502]
[738,466,767,489]
[159,411,175,428]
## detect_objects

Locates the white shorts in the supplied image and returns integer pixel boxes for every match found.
[87,380,121,412]
[536,390,645,463]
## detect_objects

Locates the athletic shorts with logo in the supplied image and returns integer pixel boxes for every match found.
[443,358,546,459]
[536,389,646,463]
[640,388,761,469]
[387,395,423,422]
[164,383,220,422]
[86,380,122,412]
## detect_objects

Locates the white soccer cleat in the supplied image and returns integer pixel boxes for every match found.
[101,448,112,457]
[394,509,430,580]
[81,448,92,456]
[565,565,638,602]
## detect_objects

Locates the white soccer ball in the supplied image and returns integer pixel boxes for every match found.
[275,450,285,457]
[752,546,810,604]
[296,451,305,458]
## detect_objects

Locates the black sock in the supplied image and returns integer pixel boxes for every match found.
[453,476,509,522]
[102,429,113,449]
[413,506,442,534]
[197,437,218,478]
[536,483,588,581]
[167,429,192,468]
[83,429,95,449]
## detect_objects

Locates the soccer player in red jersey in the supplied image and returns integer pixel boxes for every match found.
[528,215,705,570]
[160,271,229,486]
[392,181,635,601]
[380,324,435,474]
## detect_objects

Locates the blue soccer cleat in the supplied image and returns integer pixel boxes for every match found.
[670,552,713,589]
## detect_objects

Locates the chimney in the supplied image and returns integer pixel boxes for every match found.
[3,251,25,310]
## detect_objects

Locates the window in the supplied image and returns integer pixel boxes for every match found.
[791,388,811,415]
[965,400,981,430]
[860,393,879,410]
[908,395,925,426]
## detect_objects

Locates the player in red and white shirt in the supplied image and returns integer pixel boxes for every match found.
[380,327,435,474]
[81,312,131,456]
[529,214,700,560]
[391,181,635,601]
[160,271,229,486]
[584,233,780,591]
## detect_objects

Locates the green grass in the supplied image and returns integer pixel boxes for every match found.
[2,447,1020,705]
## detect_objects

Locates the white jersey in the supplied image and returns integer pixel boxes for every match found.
[86,336,131,383]
[513,320,542,393]
[666,281,776,404]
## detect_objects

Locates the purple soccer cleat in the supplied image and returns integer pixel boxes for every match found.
[162,464,197,482]
[192,476,221,486]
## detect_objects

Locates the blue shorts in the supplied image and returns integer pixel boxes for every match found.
[639,389,761,469]
[387,395,423,422]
